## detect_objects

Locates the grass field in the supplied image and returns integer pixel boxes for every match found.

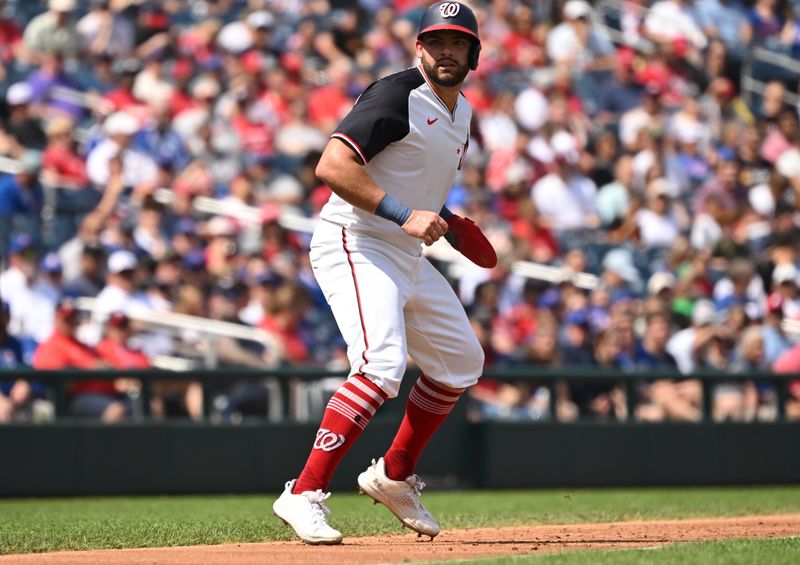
[1,485,800,560]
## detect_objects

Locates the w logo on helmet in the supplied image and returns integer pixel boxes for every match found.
[438,2,461,18]
[314,428,346,451]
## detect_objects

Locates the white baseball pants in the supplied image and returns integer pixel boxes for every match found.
[309,221,484,398]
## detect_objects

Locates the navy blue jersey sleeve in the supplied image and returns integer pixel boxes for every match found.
[331,70,420,164]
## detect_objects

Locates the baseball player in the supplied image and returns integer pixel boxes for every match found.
[273,2,496,545]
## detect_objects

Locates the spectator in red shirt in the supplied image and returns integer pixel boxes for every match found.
[259,283,311,364]
[772,342,800,420]
[96,312,150,370]
[103,58,148,119]
[42,115,88,188]
[32,300,129,422]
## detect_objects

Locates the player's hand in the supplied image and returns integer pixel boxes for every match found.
[402,210,449,246]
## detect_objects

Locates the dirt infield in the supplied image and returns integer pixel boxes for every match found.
[2,514,799,565]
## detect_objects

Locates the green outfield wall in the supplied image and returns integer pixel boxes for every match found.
[2,418,799,496]
[2,367,799,496]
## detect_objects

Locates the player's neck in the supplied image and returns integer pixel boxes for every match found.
[428,81,461,112]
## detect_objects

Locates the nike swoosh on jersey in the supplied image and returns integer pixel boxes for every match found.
[427,118,438,125]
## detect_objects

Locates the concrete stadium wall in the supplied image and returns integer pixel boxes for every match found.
[2,417,799,496]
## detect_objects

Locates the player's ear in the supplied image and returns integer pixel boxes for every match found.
[415,39,424,59]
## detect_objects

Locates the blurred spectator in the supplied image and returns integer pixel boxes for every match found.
[0,301,29,422]
[695,0,753,58]
[772,342,800,419]
[0,234,55,352]
[21,0,81,64]
[668,298,726,374]
[546,0,615,71]
[76,0,135,59]
[86,111,157,188]
[0,150,43,255]
[3,82,46,150]
[62,242,106,298]
[84,249,139,345]
[633,177,689,248]
[531,131,598,230]
[32,300,128,422]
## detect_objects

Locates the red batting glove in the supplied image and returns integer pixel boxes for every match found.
[444,214,497,268]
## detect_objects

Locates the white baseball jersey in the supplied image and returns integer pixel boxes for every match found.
[311,65,483,396]
[322,65,472,256]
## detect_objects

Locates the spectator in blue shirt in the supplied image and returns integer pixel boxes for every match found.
[0,150,44,256]
[0,301,29,423]
[695,0,753,58]
[133,99,190,174]
[595,48,644,123]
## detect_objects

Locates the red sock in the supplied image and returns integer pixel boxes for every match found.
[293,374,387,494]
[383,374,463,481]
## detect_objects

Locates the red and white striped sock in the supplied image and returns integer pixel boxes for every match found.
[383,374,464,481]
[293,374,387,494]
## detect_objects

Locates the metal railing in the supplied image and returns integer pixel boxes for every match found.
[1,366,797,423]
[72,297,281,369]
[741,46,800,108]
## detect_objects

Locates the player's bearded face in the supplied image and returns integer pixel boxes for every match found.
[418,33,471,87]
[422,56,469,87]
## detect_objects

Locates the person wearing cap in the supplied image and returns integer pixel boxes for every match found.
[103,57,146,113]
[667,298,729,375]
[711,257,766,322]
[3,82,46,150]
[32,300,130,422]
[0,150,43,255]
[0,234,57,350]
[76,0,135,59]
[203,216,242,279]
[619,78,667,151]
[692,146,746,220]
[274,2,490,544]
[134,96,190,174]
[95,311,147,395]
[560,309,595,365]
[530,130,599,231]
[34,251,64,307]
[768,262,800,319]
[42,115,88,188]
[62,243,106,298]
[644,0,707,53]
[595,48,645,123]
[21,0,81,63]
[85,111,158,188]
[546,0,615,71]
[771,342,800,420]
[86,249,139,346]
[633,177,689,248]
[601,247,643,295]
[0,300,28,423]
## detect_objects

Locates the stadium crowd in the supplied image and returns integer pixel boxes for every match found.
[1,0,800,424]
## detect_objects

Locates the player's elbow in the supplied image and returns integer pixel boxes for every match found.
[315,158,334,185]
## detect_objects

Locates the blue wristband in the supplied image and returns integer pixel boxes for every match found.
[375,194,412,226]
[439,205,454,220]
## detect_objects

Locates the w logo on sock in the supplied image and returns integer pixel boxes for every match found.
[314,428,346,451]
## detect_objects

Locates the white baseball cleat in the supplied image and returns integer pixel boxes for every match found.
[357,457,440,539]
[273,480,343,545]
